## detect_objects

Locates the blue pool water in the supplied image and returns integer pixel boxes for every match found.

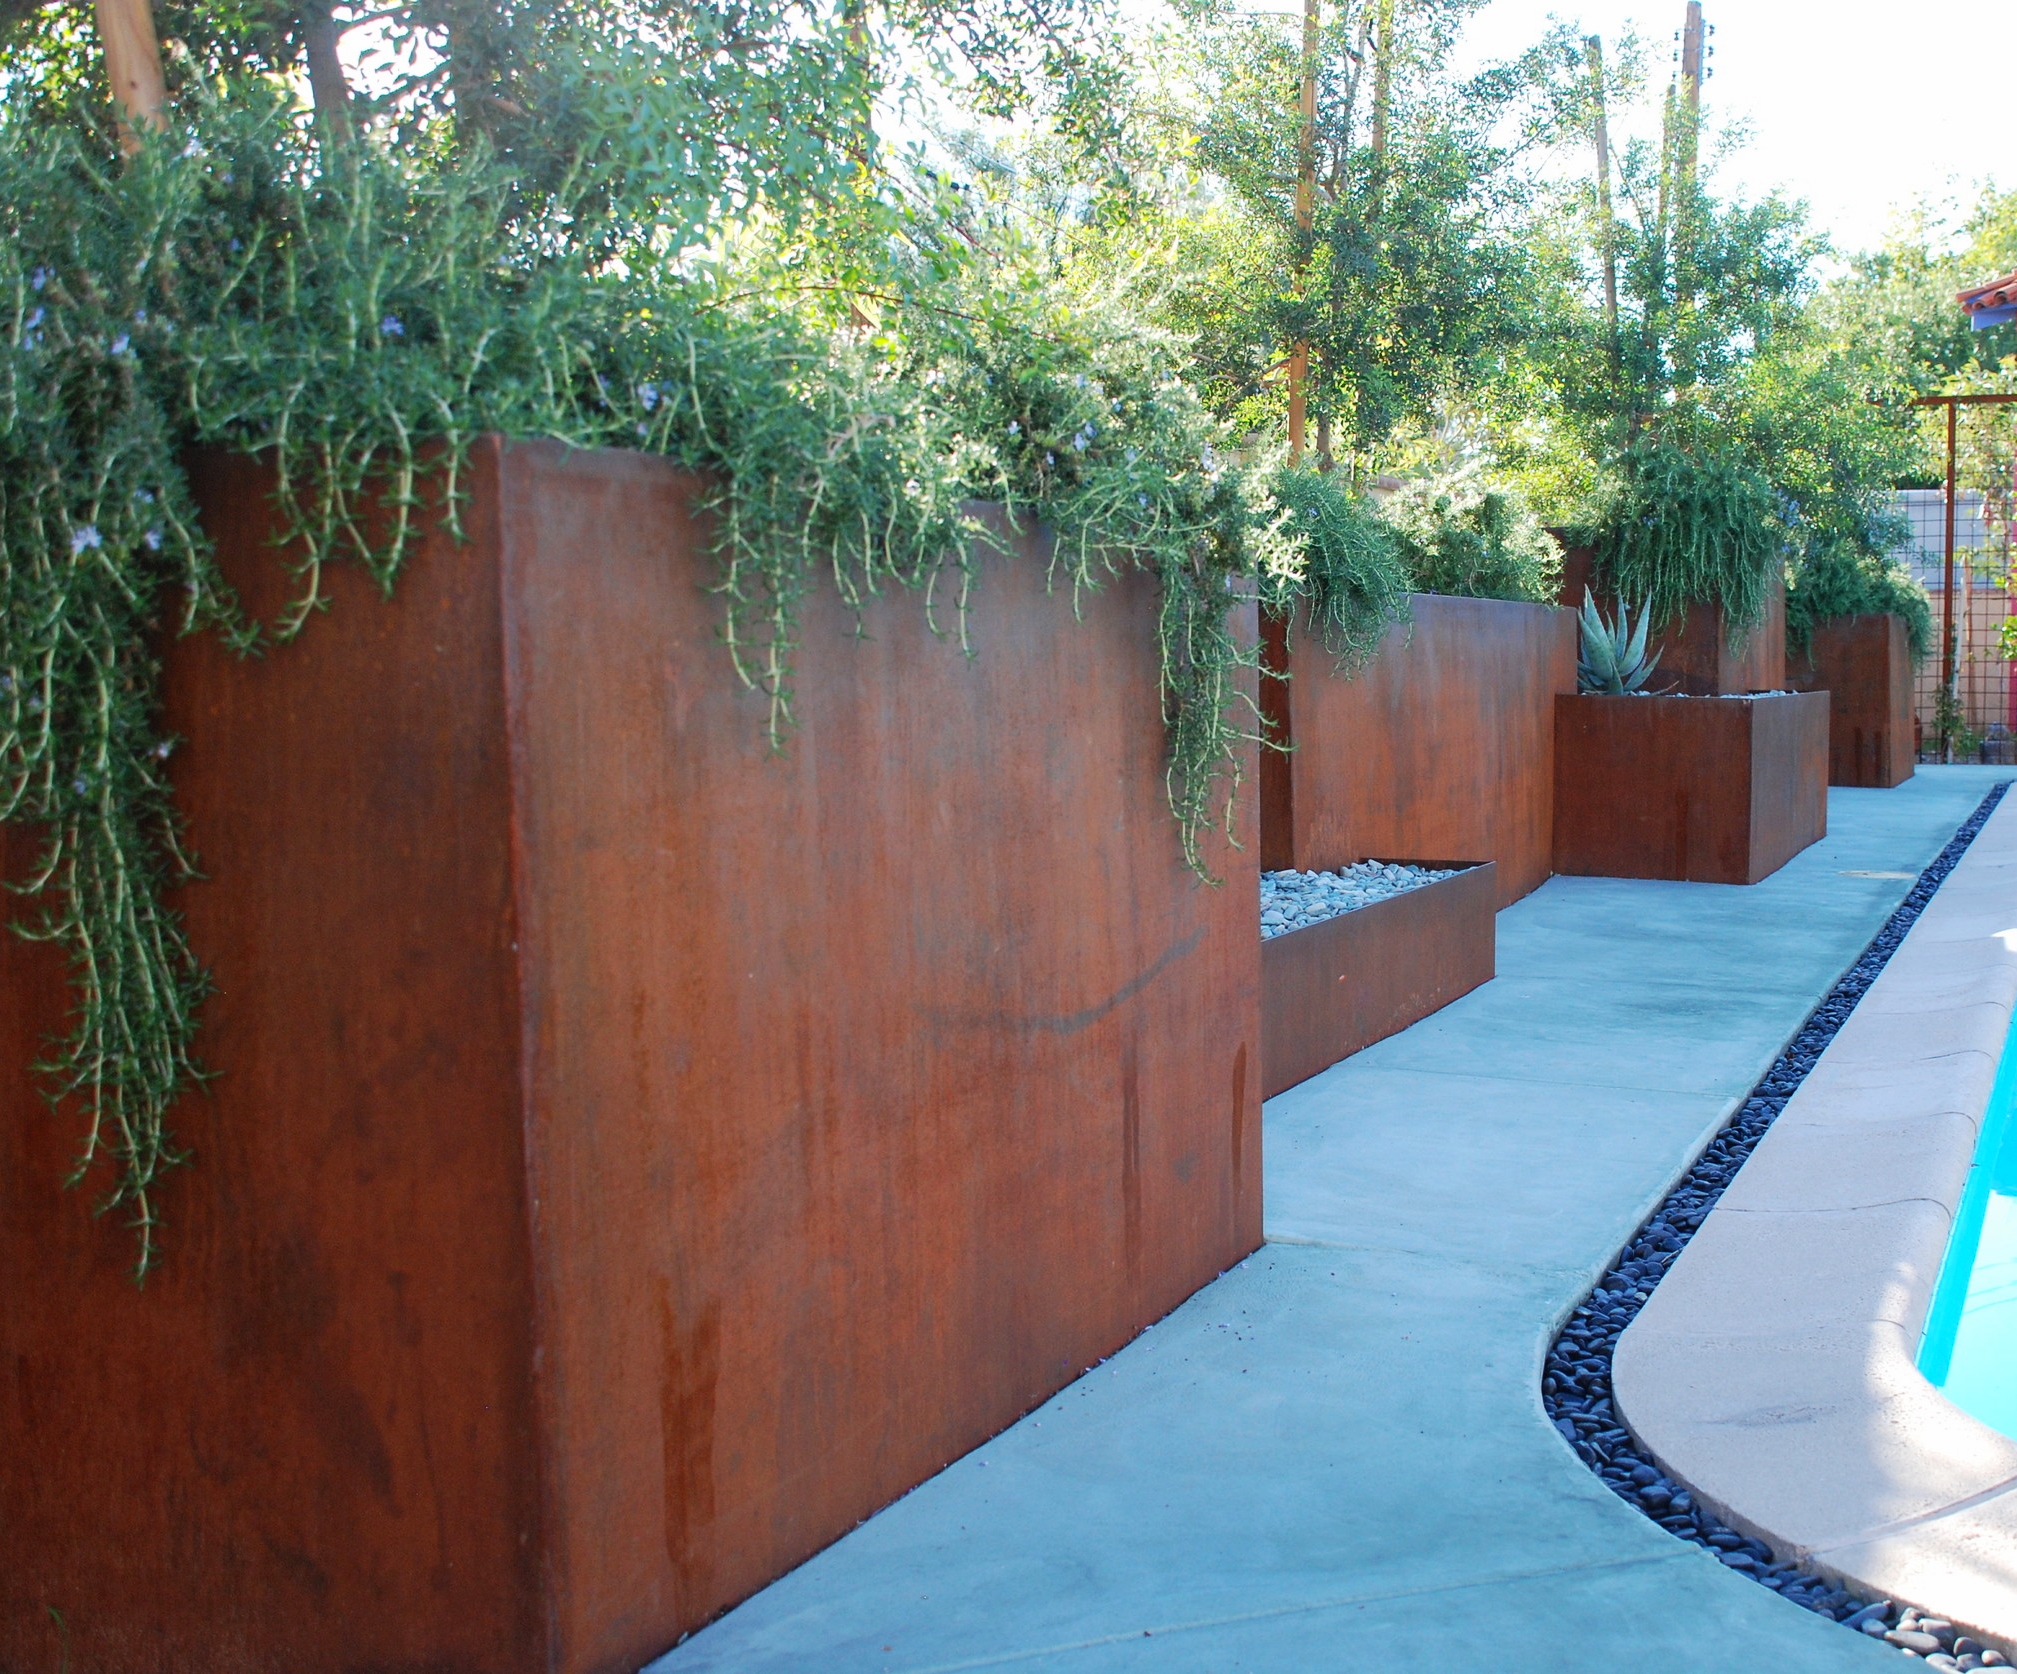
[1920,1013,2017,1435]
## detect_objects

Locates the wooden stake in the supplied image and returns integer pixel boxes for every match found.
[1288,0,1319,465]
[94,0,167,151]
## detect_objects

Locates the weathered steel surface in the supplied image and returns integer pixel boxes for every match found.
[1559,546,1787,696]
[1788,614,1916,788]
[1259,862,1497,1098]
[1552,692,1830,884]
[1258,595,1575,905]
[0,440,1261,1674]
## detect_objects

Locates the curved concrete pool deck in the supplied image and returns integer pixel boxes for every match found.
[656,769,2012,1674]
[1617,787,2017,1649]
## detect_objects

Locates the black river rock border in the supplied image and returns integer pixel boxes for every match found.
[1542,782,2013,1658]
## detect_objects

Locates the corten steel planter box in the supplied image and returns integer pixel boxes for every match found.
[1258,595,1575,906]
[1558,545,1787,695]
[1552,692,1830,884]
[1260,861,1497,1097]
[0,440,1262,1674]
[1788,612,1916,788]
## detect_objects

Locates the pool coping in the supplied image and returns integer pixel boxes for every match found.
[1614,791,2017,1649]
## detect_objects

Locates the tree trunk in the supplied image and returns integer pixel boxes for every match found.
[93,0,166,151]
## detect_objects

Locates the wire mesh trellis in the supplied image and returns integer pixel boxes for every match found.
[1894,488,2017,763]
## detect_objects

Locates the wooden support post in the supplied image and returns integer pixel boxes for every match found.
[94,0,167,151]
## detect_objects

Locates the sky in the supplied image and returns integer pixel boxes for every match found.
[1452,0,2015,262]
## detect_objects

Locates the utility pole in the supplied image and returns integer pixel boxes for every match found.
[1677,1,1704,190]
[1586,35,1619,355]
[94,0,167,151]
[1288,0,1319,465]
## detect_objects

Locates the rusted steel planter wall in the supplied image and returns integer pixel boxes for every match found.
[1558,546,1787,695]
[1259,594,1576,906]
[1553,692,1830,884]
[0,441,1262,1674]
[1788,613,1916,788]
[1261,863,1496,1097]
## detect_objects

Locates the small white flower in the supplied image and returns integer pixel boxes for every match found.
[153,739,173,759]
[70,525,102,556]
[1006,420,1020,437]
[378,315,404,338]
[180,138,204,159]
[109,334,129,356]
[143,528,162,551]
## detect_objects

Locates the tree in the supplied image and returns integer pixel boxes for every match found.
[1144,0,1576,467]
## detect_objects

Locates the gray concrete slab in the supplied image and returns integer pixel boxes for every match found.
[655,769,2011,1673]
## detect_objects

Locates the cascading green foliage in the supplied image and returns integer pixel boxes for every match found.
[1594,430,1782,639]
[1258,465,1411,667]
[1,87,1380,1273]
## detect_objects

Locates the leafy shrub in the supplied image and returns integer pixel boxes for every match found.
[1379,465,1562,603]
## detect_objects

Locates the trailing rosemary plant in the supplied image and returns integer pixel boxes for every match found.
[1594,430,1783,638]
[0,83,1390,1274]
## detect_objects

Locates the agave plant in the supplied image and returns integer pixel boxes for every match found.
[1577,588,1670,694]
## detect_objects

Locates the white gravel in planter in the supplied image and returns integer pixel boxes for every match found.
[1260,861,1461,940]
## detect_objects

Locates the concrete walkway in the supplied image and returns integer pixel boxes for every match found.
[658,769,2013,1674]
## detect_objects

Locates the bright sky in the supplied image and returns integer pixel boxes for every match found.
[1453,0,2013,259]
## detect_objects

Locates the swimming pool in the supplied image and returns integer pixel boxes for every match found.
[1919,1011,2017,1435]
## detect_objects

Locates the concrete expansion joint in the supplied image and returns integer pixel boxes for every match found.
[879,1554,1689,1674]
[1808,1469,2017,1561]
[1713,1196,1956,1218]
